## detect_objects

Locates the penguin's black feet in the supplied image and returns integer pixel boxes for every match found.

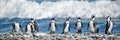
[61,32,64,34]
[76,32,81,34]
[34,31,39,33]
[77,31,81,33]
[76,30,81,34]
[61,32,68,35]
[50,31,55,34]
[107,33,111,35]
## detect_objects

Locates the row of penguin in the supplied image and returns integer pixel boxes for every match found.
[12,16,113,34]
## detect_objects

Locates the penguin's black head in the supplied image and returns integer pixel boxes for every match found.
[51,18,54,20]
[66,17,70,21]
[31,18,34,20]
[110,17,111,20]
[107,16,110,18]
[107,16,111,20]
[92,15,95,18]
[107,16,111,18]
[66,18,69,21]
[78,17,81,19]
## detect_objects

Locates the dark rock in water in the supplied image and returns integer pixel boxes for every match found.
[0,32,120,40]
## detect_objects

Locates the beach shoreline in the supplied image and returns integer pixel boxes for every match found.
[0,32,120,40]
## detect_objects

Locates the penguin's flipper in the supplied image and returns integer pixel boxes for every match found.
[12,27,14,32]
[61,32,64,34]
[12,23,15,27]
[20,24,23,31]
[25,25,27,32]
[63,22,66,30]
[55,23,58,31]
[69,23,70,31]
[12,23,15,32]
[48,23,51,30]
[87,23,89,30]
[34,22,39,32]
[20,25,22,29]
[97,28,99,33]
[75,22,77,29]
[81,22,83,29]
[93,22,96,28]
[12,23,15,29]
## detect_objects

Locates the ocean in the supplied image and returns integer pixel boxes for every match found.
[0,18,120,34]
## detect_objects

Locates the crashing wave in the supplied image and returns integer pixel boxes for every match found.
[0,0,120,19]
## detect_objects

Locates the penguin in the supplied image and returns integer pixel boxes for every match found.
[94,23,99,33]
[12,21,22,32]
[31,18,39,32]
[48,18,57,34]
[62,17,70,34]
[75,17,82,33]
[88,16,96,33]
[25,22,33,33]
[105,16,113,34]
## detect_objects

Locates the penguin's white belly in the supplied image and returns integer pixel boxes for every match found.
[64,24,69,32]
[51,23,56,31]
[26,25,32,33]
[15,24,20,32]
[77,22,82,30]
[89,21,95,32]
[15,26,20,32]
[90,26,95,32]
[108,22,113,33]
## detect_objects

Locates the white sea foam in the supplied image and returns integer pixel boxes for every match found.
[0,0,120,19]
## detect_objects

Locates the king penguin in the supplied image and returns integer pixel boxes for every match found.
[75,17,82,33]
[88,16,96,33]
[105,16,113,34]
[62,17,70,34]
[31,18,39,32]
[48,18,57,34]
[12,21,22,32]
